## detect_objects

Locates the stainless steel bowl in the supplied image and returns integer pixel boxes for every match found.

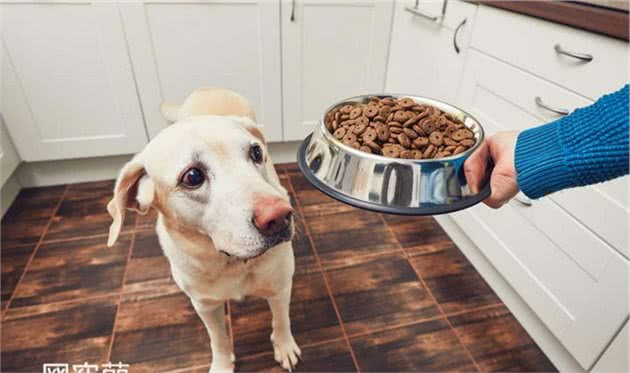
[297,94,492,215]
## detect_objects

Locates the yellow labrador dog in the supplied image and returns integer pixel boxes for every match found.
[107,88,300,372]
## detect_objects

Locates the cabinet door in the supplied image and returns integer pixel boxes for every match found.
[120,1,282,141]
[455,50,629,369]
[0,118,20,186]
[282,1,393,141]
[386,0,477,104]
[0,2,147,161]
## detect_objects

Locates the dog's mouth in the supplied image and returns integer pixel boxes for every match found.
[219,222,293,260]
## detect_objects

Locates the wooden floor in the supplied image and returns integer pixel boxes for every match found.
[1,163,556,373]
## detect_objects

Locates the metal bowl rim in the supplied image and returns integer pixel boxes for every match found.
[317,93,485,164]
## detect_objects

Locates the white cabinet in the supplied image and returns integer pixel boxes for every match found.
[281,0,394,141]
[386,0,476,104]
[592,321,629,373]
[120,1,283,141]
[455,50,629,369]
[0,118,20,186]
[0,2,147,161]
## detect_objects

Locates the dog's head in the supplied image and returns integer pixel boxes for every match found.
[107,90,292,259]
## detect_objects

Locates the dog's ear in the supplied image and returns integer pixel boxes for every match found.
[107,159,154,247]
[160,102,181,124]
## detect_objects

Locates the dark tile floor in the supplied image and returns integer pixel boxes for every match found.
[1,163,556,373]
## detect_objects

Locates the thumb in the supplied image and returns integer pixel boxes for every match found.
[464,141,489,194]
[484,172,519,209]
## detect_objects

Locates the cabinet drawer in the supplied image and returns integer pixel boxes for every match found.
[452,202,629,369]
[459,50,629,258]
[471,5,629,100]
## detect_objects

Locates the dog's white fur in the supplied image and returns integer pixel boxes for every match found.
[107,88,300,372]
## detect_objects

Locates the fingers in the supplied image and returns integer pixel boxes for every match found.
[484,172,519,208]
[464,140,489,194]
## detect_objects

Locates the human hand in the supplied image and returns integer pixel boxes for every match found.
[464,131,520,208]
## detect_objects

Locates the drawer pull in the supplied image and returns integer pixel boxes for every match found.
[535,96,570,116]
[453,18,467,54]
[514,193,533,207]
[554,44,594,62]
[405,0,448,22]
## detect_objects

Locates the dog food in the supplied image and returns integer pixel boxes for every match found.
[324,96,476,159]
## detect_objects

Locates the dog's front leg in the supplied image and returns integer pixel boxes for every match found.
[267,287,301,371]
[192,302,234,373]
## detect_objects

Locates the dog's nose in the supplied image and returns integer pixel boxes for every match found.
[253,197,293,237]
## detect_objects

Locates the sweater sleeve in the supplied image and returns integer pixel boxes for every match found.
[515,84,629,199]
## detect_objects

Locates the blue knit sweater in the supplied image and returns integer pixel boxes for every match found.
[515,85,629,199]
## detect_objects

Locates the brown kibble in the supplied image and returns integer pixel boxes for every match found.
[363,128,377,142]
[388,121,402,128]
[359,145,372,153]
[453,146,466,155]
[365,141,381,153]
[460,138,475,146]
[340,119,354,127]
[412,124,425,136]
[381,97,395,106]
[333,127,346,139]
[423,144,436,158]
[444,137,457,146]
[452,129,473,141]
[390,126,403,134]
[365,105,379,118]
[383,146,400,158]
[403,128,418,139]
[398,133,411,147]
[340,105,353,114]
[400,97,415,108]
[403,115,420,127]
[412,150,423,160]
[350,107,363,119]
[352,123,367,135]
[376,126,389,141]
[355,116,369,127]
[429,131,443,146]
[413,137,429,147]
[400,150,413,159]
[351,141,361,149]
[343,133,357,145]
[393,110,408,122]
[373,115,385,123]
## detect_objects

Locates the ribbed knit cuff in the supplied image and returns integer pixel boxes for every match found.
[515,120,576,199]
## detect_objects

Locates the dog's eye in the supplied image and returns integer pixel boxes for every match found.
[249,144,264,164]
[181,167,205,188]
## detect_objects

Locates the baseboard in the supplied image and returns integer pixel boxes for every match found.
[435,215,585,373]
[13,142,302,188]
[1,172,22,217]
[16,155,134,187]
[269,141,301,164]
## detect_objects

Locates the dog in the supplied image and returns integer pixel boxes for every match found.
[107,88,301,372]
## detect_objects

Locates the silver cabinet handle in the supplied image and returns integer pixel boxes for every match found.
[290,0,296,22]
[535,96,570,116]
[453,18,466,54]
[405,0,448,22]
[554,44,593,62]
[513,193,533,207]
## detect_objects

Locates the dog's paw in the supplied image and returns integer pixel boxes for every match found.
[271,332,301,371]
[209,354,234,373]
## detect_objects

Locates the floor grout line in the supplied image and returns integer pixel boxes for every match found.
[284,169,362,373]
[39,230,133,245]
[1,185,70,320]
[105,213,139,363]
[378,214,483,373]
[226,300,235,353]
